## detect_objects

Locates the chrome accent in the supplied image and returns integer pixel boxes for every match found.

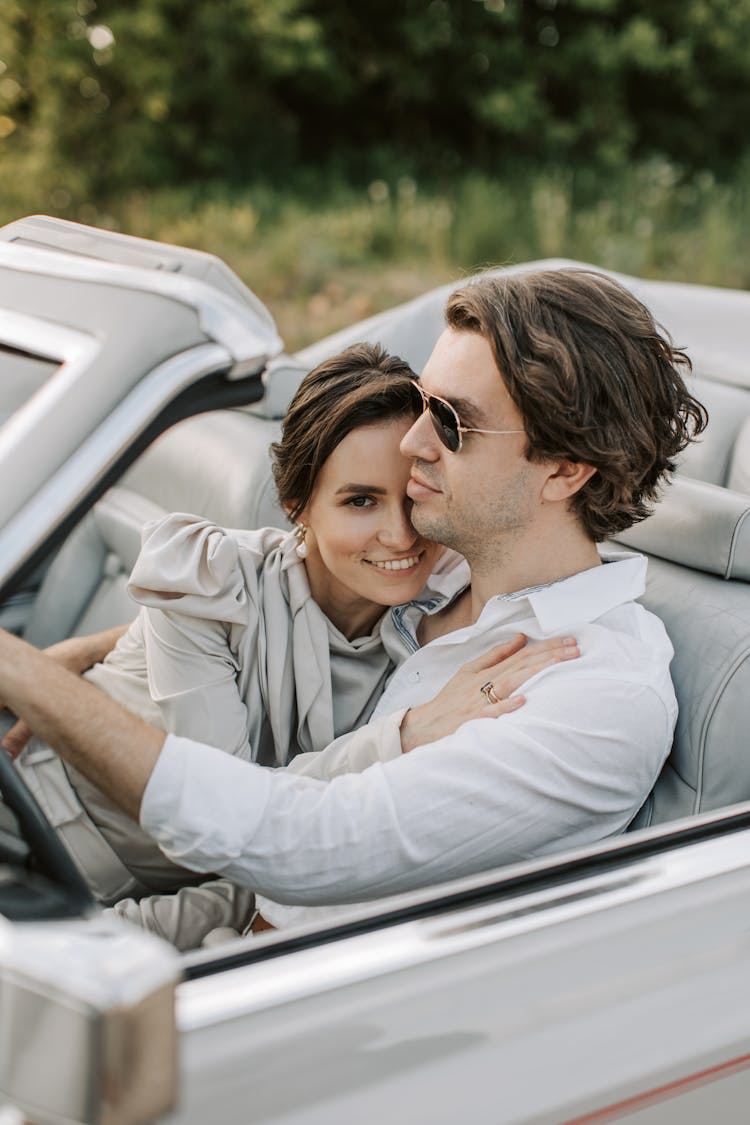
[178,827,750,1031]
[0,914,180,1125]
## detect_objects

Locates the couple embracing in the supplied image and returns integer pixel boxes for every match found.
[0,267,706,948]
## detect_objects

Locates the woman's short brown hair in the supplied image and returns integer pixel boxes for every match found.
[446,268,708,541]
[271,342,417,522]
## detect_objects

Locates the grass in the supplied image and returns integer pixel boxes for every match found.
[2,161,749,351]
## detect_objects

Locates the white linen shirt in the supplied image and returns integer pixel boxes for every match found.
[140,551,677,925]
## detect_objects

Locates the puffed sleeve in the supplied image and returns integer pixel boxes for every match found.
[128,512,252,626]
[125,514,262,760]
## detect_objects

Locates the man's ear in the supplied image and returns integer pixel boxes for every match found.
[541,460,597,503]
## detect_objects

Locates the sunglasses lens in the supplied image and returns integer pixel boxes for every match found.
[408,380,425,415]
[409,381,462,452]
[429,397,461,452]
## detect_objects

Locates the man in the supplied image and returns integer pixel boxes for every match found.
[0,268,706,942]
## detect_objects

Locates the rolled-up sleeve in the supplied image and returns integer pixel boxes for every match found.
[140,668,672,906]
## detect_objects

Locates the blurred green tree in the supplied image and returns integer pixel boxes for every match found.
[2,0,750,204]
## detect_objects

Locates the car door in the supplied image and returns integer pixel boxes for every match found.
[168,812,750,1125]
[3,793,750,1123]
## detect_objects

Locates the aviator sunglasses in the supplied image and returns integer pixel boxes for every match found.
[409,380,524,453]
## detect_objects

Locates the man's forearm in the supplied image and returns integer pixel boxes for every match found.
[0,629,164,819]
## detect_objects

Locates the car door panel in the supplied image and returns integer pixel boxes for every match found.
[173,833,750,1124]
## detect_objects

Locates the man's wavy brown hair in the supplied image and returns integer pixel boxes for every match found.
[445,268,708,541]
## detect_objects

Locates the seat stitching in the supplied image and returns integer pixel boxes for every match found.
[694,644,750,811]
[724,505,750,579]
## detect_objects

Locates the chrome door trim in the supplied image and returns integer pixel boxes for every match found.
[177,826,750,1031]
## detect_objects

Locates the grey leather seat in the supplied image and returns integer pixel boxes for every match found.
[679,374,750,489]
[24,489,167,648]
[121,407,286,531]
[617,478,750,826]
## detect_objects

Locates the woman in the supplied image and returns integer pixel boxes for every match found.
[10,343,574,929]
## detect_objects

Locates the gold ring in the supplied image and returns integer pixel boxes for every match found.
[480,681,501,704]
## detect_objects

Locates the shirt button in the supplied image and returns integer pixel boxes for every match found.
[408,671,421,683]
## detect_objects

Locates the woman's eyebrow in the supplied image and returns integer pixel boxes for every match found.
[334,483,388,495]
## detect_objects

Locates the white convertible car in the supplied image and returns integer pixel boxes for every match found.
[0,216,749,1125]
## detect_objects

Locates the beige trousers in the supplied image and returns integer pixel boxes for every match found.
[19,738,151,903]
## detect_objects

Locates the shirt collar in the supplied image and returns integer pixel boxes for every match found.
[396,549,646,641]
[520,551,647,633]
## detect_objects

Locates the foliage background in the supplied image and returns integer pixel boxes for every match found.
[1,0,749,347]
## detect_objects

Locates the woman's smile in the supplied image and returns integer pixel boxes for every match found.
[363,551,426,572]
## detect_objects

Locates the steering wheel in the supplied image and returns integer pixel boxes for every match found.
[0,733,94,910]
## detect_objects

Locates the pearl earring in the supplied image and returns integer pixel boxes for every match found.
[295,524,308,559]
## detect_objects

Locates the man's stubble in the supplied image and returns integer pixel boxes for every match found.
[410,460,535,576]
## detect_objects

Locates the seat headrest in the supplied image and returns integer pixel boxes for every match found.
[677,373,750,487]
[122,408,289,532]
[615,476,750,581]
[727,415,750,495]
[24,487,167,647]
